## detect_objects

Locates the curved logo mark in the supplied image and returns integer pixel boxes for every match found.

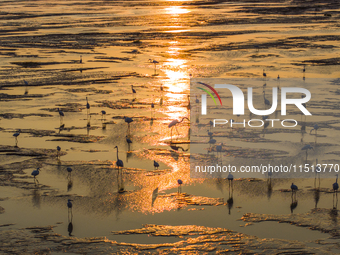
[197,82,222,106]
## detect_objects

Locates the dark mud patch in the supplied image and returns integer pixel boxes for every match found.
[0,93,54,102]
[0,145,66,158]
[242,208,340,237]
[0,113,53,119]
[65,87,112,94]
[302,57,340,66]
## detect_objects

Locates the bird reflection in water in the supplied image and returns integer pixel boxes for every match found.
[67,199,73,236]
[333,174,339,210]
[152,187,158,207]
[267,170,273,200]
[67,167,73,192]
[314,159,321,190]
[290,183,298,213]
[32,189,41,208]
[117,169,125,194]
[227,174,234,215]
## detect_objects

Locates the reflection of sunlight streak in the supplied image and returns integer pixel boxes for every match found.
[165,6,190,15]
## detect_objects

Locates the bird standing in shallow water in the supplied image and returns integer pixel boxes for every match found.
[114,146,124,172]
[227,173,234,192]
[333,174,339,194]
[31,168,40,185]
[13,129,21,147]
[67,167,72,178]
[131,85,136,97]
[177,179,183,193]
[124,117,133,134]
[58,108,64,126]
[154,160,159,170]
[310,124,319,135]
[149,59,159,75]
[57,146,61,159]
[301,144,313,160]
[168,117,189,141]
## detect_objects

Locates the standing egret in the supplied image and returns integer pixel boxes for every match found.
[31,168,40,184]
[124,117,133,134]
[195,95,199,104]
[149,59,159,74]
[177,179,183,193]
[86,96,90,116]
[168,117,189,140]
[57,146,61,159]
[216,143,223,159]
[154,160,159,170]
[333,174,339,193]
[67,167,72,178]
[301,144,313,160]
[101,110,106,120]
[208,138,216,149]
[126,136,132,144]
[13,129,21,147]
[227,173,234,192]
[131,85,136,95]
[291,183,298,195]
[24,80,29,95]
[114,146,124,171]
[67,199,73,209]
[310,124,319,135]
[58,108,64,126]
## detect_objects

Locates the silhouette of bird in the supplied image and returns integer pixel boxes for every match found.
[80,55,82,64]
[154,160,159,170]
[124,117,133,133]
[177,179,183,193]
[58,108,64,125]
[149,59,159,74]
[13,129,21,146]
[301,144,313,159]
[208,138,216,148]
[67,199,73,209]
[86,97,90,110]
[291,183,298,193]
[227,173,234,191]
[67,167,72,177]
[277,75,280,80]
[333,174,339,193]
[114,146,124,170]
[168,117,189,138]
[131,85,136,95]
[263,69,267,78]
[57,146,61,158]
[31,168,40,184]
[303,65,306,73]
[126,136,132,144]
[195,95,199,104]
[310,124,319,135]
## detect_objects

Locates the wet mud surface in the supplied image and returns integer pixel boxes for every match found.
[1,0,340,253]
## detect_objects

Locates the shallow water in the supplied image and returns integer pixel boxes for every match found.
[1,0,340,253]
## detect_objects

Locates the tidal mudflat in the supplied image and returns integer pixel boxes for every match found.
[1,0,340,253]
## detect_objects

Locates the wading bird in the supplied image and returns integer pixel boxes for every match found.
[263,69,267,79]
[57,146,61,159]
[168,117,189,140]
[101,110,106,119]
[13,129,21,146]
[177,179,183,193]
[58,108,64,126]
[154,160,159,170]
[67,167,72,178]
[149,59,159,74]
[228,173,234,192]
[291,183,298,196]
[126,136,132,144]
[310,124,319,135]
[333,174,339,194]
[301,144,313,160]
[86,97,90,116]
[131,85,136,95]
[31,168,40,184]
[67,199,73,209]
[124,117,133,133]
[114,146,124,171]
